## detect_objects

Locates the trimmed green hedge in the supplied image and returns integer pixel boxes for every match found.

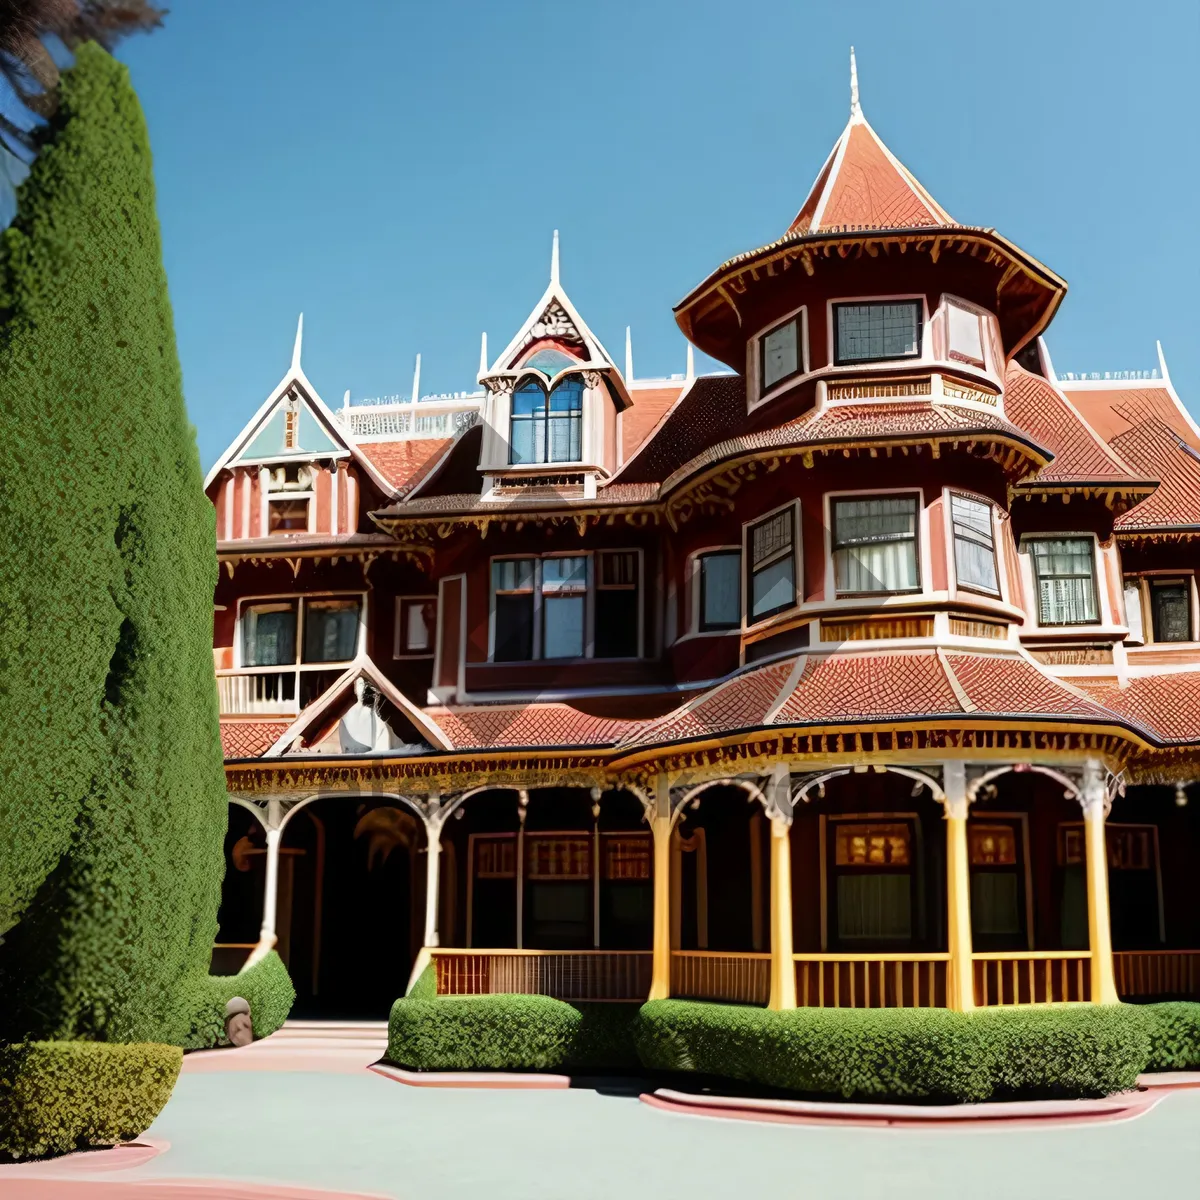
[0,1042,181,1160]
[183,951,296,1050]
[391,994,1200,1101]
[1145,1002,1200,1071]
[638,1001,1151,1101]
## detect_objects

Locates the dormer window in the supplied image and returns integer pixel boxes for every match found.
[834,300,922,366]
[1027,538,1099,626]
[510,376,584,465]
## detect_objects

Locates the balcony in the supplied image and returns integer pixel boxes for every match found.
[217,666,344,716]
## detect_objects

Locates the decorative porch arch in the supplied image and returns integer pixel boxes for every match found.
[673,776,769,831]
[966,764,1082,804]
[791,765,946,807]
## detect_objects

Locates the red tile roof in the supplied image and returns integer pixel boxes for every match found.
[788,118,953,235]
[1064,386,1200,454]
[220,719,291,759]
[1004,365,1148,486]
[356,438,454,497]
[625,649,1137,748]
[622,384,687,462]
[428,703,652,750]
[1111,420,1200,530]
[1078,673,1200,744]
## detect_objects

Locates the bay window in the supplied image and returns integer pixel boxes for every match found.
[759,310,804,393]
[950,493,999,595]
[510,376,584,465]
[833,496,920,595]
[490,551,642,662]
[1027,538,1099,626]
[698,550,741,631]
[747,508,797,621]
[834,300,922,366]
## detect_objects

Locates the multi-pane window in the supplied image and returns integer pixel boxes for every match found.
[747,509,797,620]
[832,496,919,594]
[491,553,642,662]
[698,551,742,631]
[950,494,999,595]
[834,300,922,365]
[541,556,587,659]
[595,551,640,659]
[832,821,914,943]
[510,376,584,465]
[1028,538,1098,626]
[760,313,802,391]
[241,603,298,667]
[1151,579,1191,642]
[241,597,361,666]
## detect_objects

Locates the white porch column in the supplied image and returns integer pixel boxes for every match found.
[943,761,975,1011]
[423,822,442,950]
[1082,759,1120,1005]
[260,826,282,943]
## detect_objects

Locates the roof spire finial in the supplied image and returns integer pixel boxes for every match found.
[410,353,421,407]
[849,46,861,121]
[479,331,488,377]
[550,229,560,285]
[625,326,634,382]
[291,312,304,371]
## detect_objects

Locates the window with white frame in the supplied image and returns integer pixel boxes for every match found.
[509,376,584,465]
[490,553,642,662]
[697,550,742,631]
[759,311,803,393]
[747,508,797,621]
[834,301,922,366]
[832,496,920,595]
[950,494,999,596]
[395,596,436,657]
[1027,539,1099,626]
[946,301,985,368]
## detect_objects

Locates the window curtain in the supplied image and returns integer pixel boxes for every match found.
[1030,539,1097,625]
[242,605,297,667]
[836,874,912,940]
[834,498,918,593]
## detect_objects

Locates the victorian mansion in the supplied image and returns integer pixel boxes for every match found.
[210,62,1200,1019]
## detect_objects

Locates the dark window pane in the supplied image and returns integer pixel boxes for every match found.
[834,301,922,364]
[303,600,360,663]
[700,552,741,630]
[494,593,534,661]
[1152,584,1191,642]
[596,588,639,658]
[242,604,297,666]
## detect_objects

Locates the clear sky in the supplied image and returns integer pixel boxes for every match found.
[114,0,1200,471]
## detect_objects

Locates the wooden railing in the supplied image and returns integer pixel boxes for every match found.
[973,951,1091,1006]
[216,668,297,716]
[1115,950,1200,1000]
[432,949,651,1002]
[670,951,771,1006]
[793,954,949,1008]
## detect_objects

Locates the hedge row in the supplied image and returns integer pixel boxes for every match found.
[0,1042,181,1160]
[388,992,1200,1102]
[183,951,296,1050]
[0,41,227,1049]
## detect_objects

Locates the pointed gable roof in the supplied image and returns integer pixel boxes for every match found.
[787,50,953,235]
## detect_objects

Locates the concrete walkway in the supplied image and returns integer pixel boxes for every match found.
[4,1022,1200,1200]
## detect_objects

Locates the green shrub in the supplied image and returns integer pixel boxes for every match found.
[570,1004,643,1071]
[408,963,436,1001]
[1144,1002,1200,1071]
[637,1001,1151,1102]
[0,41,227,1048]
[389,994,582,1072]
[183,951,296,1050]
[0,1042,181,1160]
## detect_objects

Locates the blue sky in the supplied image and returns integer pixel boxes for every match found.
[115,0,1200,470]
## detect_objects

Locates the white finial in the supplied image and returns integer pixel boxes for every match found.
[342,388,350,411]
[686,342,695,383]
[291,312,304,371]
[849,46,861,121]
[625,326,634,382]
[551,229,560,285]
[479,331,488,377]
[410,353,421,407]
[1156,339,1171,383]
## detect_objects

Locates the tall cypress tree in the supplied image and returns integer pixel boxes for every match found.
[0,42,227,1044]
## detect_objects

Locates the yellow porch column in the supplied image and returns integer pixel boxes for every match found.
[648,775,672,1001]
[1082,759,1119,1005]
[768,817,796,1010]
[943,762,975,1011]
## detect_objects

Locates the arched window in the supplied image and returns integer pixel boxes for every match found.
[521,348,578,374]
[509,375,583,465]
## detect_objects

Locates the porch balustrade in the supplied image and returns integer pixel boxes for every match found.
[1114,950,1200,1000]
[669,951,771,1005]
[793,953,949,1008]
[972,951,1091,1006]
[432,949,652,1002]
[217,668,297,716]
